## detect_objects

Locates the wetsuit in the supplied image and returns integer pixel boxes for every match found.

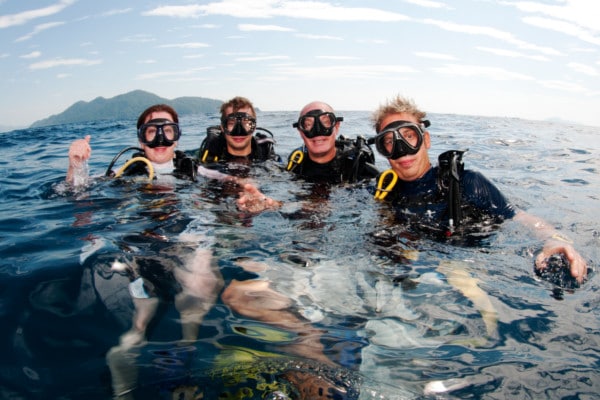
[198,129,281,164]
[286,138,379,184]
[381,166,515,236]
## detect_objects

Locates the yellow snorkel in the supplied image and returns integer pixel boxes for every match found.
[113,156,155,182]
[374,169,398,200]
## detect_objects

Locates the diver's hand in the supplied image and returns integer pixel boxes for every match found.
[236,183,282,213]
[535,240,588,284]
[69,135,91,167]
[67,135,91,184]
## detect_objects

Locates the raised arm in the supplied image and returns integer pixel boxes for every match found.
[66,135,92,184]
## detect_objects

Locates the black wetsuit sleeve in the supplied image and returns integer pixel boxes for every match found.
[462,170,516,219]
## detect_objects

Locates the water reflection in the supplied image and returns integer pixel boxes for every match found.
[0,114,598,399]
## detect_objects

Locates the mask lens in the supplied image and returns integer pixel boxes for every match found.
[162,123,179,141]
[138,119,180,147]
[223,112,256,136]
[142,125,158,143]
[375,121,424,159]
[375,131,395,158]
[295,111,340,138]
[397,126,420,147]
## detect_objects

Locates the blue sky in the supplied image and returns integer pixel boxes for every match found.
[1,0,599,129]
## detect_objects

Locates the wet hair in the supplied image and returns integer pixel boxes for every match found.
[220,96,256,118]
[136,104,179,129]
[371,95,427,132]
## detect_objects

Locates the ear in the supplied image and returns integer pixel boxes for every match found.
[423,130,431,149]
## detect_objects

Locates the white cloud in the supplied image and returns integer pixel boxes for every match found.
[101,8,133,17]
[29,58,102,70]
[415,51,457,61]
[15,21,64,42]
[476,46,549,62]
[143,1,410,22]
[403,0,451,9]
[296,33,342,40]
[431,63,534,81]
[235,55,290,62]
[316,55,360,60]
[20,51,42,59]
[538,79,590,93]
[191,24,220,29]
[158,42,210,49]
[423,18,563,56]
[273,64,418,79]
[0,0,75,28]
[356,39,389,45]
[502,0,600,33]
[522,16,600,46]
[135,67,212,80]
[119,34,156,43]
[567,62,598,77]
[238,24,294,32]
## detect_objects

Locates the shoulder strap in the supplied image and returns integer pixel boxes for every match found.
[173,150,198,181]
[337,135,379,183]
[198,126,224,163]
[437,149,467,234]
[252,127,280,161]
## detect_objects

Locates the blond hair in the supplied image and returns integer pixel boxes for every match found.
[371,95,427,132]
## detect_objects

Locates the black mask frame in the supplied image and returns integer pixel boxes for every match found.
[137,118,181,148]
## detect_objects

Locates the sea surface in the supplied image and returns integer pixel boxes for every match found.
[0,111,599,399]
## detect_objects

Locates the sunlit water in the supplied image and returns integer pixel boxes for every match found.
[0,112,599,399]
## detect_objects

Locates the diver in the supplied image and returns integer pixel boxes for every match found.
[197,96,281,166]
[370,94,588,283]
[285,100,379,184]
[66,103,279,210]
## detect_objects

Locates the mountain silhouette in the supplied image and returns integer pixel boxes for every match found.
[30,90,223,128]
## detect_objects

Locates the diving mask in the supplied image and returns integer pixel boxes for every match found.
[137,118,181,148]
[374,120,429,160]
[293,110,343,138]
[222,112,257,136]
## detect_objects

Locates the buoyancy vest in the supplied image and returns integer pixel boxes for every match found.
[375,150,472,234]
[107,148,198,181]
[286,135,379,184]
[198,126,280,163]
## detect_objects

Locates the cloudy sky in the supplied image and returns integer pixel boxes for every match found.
[1,0,599,129]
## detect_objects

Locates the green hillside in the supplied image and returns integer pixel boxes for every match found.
[30,90,223,127]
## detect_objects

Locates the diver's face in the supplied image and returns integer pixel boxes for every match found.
[222,105,255,156]
[380,112,431,182]
[298,105,339,162]
[140,111,177,165]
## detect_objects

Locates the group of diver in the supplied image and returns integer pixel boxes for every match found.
[66,94,589,398]
[67,94,587,283]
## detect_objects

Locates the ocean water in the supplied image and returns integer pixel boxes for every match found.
[0,111,599,399]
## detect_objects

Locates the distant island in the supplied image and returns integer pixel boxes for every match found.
[30,90,224,128]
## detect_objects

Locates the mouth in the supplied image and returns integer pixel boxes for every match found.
[311,138,328,145]
[396,158,415,168]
